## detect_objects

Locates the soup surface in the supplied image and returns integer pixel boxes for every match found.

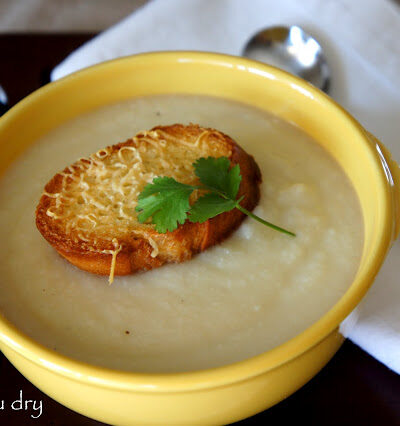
[0,95,363,372]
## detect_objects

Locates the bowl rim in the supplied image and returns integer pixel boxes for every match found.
[0,50,393,392]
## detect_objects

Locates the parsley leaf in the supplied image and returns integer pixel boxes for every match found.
[193,157,241,199]
[189,193,238,223]
[136,177,195,233]
[136,157,295,237]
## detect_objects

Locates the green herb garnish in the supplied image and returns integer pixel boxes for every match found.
[136,156,295,236]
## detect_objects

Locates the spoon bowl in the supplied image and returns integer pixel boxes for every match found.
[0,85,8,115]
[243,25,330,92]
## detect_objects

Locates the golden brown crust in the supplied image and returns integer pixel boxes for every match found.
[36,124,261,277]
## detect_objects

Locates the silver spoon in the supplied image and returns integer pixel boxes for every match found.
[0,85,9,115]
[242,25,330,93]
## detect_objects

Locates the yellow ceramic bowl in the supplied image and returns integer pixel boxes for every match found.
[0,52,399,426]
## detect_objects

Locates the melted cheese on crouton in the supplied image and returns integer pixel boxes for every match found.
[42,128,232,282]
[43,129,231,243]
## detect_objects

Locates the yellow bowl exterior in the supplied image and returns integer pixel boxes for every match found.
[2,332,344,425]
[0,52,399,425]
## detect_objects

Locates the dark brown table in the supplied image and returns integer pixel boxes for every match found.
[0,34,399,426]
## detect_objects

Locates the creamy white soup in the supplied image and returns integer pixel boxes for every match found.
[0,95,363,372]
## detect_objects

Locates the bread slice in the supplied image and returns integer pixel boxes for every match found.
[36,124,261,281]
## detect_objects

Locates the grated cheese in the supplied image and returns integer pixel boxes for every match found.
[105,239,122,284]
[148,237,159,258]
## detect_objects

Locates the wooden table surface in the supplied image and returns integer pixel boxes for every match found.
[0,34,399,426]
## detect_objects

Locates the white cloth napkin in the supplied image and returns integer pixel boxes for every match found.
[52,0,400,373]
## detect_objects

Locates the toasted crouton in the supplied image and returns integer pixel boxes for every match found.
[36,124,261,281]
